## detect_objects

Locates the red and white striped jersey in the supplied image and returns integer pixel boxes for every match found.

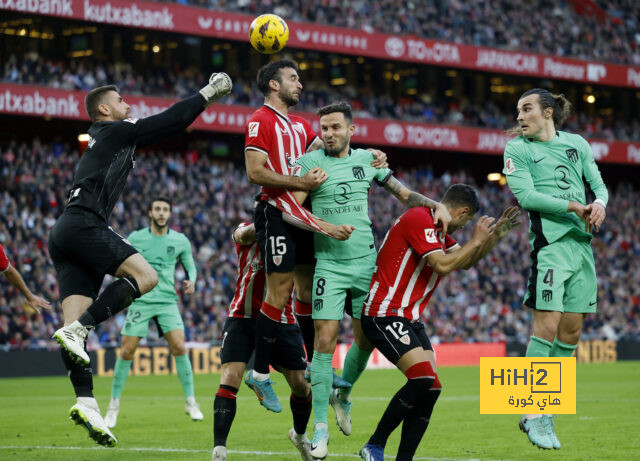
[363,208,458,321]
[244,105,331,236]
[228,223,295,324]
[0,244,9,272]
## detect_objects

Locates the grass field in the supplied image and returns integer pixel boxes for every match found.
[1,362,638,460]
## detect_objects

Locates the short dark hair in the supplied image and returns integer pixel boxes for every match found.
[85,85,119,121]
[148,196,172,212]
[316,102,353,123]
[441,184,479,214]
[257,59,299,96]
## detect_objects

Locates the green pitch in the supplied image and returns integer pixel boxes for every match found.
[0,362,638,460]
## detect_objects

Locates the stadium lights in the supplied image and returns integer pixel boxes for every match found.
[487,173,503,181]
[586,95,596,103]
[152,45,160,53]
[78,134,90,142]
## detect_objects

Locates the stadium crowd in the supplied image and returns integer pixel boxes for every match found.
[3,53,640,143]
[163,0,640,66]
[1,140,638,351]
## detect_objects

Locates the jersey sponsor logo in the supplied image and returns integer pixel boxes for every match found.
[533,156,544,164]
[554,165,571,190]
[425,228,438,244]
[272,255,283,266]
[124,118,139,124]
[504,157,516,174]
[333,182,352,205]
[352,166,365,180]
[248,121,260,137]
[313,299,323,311]
[565,148,579,163]
[166,246,175,256]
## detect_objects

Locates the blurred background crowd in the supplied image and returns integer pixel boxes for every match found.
[1,140,638,351]
[3,53,640,143]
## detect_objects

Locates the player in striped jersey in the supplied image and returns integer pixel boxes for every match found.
[359,185,520,461]
[244,59,386,412]
[213,212,313,461]
[0,243,51,313]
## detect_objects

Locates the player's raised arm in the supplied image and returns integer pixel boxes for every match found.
[382,176,452,235]
[126,73,232,148]
[452,206,522,269]
[427,216,495,276]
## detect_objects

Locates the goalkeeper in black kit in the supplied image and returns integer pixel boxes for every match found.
[48,73,232,447]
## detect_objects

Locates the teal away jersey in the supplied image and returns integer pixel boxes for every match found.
[296,148,391,260]
[127,228,197,305]
[503,131,608,247]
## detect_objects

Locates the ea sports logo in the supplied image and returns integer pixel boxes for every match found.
[384,123,404,144]
[385,37,405,58]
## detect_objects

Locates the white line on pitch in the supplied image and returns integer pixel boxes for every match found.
[0,446,492,460]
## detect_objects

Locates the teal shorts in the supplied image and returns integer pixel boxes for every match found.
[312,252,377,321]
[524,236,597,313]
[121,302,184,337]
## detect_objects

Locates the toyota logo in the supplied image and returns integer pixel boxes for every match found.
[384,37,405,58]
[384,123,405,144]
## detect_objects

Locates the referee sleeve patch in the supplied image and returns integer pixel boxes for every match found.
[504,157,516,174]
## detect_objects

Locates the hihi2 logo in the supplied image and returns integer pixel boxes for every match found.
[480,358,575,414]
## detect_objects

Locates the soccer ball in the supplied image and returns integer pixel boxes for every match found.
[249,14,289,54]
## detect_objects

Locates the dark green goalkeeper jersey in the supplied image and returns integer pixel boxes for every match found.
[503,131,608,247]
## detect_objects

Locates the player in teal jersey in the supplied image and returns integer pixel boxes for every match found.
[503,88,608,450]
[104,197,202,428]
[292,102,451,459]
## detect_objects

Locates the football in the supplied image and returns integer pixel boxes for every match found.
[249,14,289,54]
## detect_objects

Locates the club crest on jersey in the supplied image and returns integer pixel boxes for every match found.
[565,148,579,163]
[272,255,283,266]
[504,157,516,174]
[286,155,297,168]
[166,246,175,256]
[314,299,323,311]
[352,166,365,180]
[399,334,410,345]
[425,228,438,244]
[248,122,260,137]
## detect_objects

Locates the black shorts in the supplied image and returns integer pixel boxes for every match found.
[48,208,138,300]
[254,200,314,274]
[361,316,433,364]
[220,317,307,371]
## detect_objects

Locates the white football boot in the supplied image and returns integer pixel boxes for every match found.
[104,397,120,428]
[185,396,204,421]
[53,320,90,365]
[288,427,313,461]
[69,397,117,447]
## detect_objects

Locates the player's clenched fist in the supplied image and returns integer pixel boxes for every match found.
[300,167,328,190]
[332,224,354,241]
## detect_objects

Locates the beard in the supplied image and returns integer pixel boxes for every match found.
[279,87,299,107]
[151,217,168,229]
[324,138,348,157]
